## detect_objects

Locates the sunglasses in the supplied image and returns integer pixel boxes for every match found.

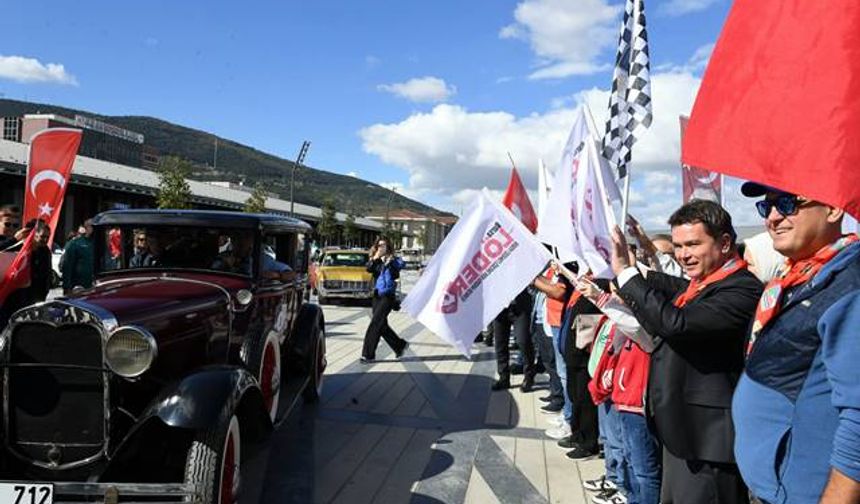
[1,221,19,228]
[755,194,813,218]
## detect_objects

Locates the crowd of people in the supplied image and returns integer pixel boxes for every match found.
[488,184,860,504]
[0,204,95,328]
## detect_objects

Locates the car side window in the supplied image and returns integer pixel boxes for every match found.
[261,233,297,283]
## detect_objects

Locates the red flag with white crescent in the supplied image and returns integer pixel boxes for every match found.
[0,232,35,307]
[23,128,82,247]
[0,128,81,307]
[502,167,538,233]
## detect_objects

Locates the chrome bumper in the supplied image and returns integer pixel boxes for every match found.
[317,288,373,299]
[26,481,199,503]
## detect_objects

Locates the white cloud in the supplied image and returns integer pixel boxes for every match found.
[346,171,359,178]
[658,0,721,17]
[377,76,456,103]
[361,68,710,229]
[657,43,714,73]
[687,43,715,71]
[0,55,77,85]
[500,0,620,79]
[378,181,437,204]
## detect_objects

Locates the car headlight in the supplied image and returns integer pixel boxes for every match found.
[105,326,157,378]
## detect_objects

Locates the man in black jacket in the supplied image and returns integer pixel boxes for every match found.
[611,200,762,504]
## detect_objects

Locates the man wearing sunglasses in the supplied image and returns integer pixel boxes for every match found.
[732,183,860,503]
[0,205,21,251]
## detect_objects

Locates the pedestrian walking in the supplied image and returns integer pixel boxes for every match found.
[360,237,408,363]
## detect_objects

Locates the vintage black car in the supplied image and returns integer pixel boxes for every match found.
[0,210,327,504]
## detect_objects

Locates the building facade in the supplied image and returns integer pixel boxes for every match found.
[19,114,150,169]
[366,209,455,254]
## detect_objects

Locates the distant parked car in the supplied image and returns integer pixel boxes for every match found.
[0,210,327,504]
[399,249,423,270]
[315,249,373,304]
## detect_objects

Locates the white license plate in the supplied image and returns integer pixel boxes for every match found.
[0,483,53,504]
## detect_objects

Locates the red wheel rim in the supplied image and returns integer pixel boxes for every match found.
[220,431,236,504]
[261,342,276,410]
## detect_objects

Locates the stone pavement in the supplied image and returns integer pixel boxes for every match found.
[244,298,605,504]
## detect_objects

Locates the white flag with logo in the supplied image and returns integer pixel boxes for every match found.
[576,136,619,278]
[402,189,552,357]
[537,106,592,264]
[537,158,552,218]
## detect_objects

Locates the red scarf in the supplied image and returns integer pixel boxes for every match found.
[674,255,747,308]
[747,234,859,356]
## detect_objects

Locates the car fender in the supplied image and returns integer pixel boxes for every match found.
[288,303,324,368]
[143,366,264,431]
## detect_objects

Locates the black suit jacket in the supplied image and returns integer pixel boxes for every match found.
[617,268,762,464]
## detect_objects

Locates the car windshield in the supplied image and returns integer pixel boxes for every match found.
[323,252,368,267]
[95,225,257,278]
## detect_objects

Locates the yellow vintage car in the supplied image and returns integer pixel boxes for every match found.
[314,248,374,304]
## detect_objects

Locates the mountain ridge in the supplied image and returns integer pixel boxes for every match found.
[0,98,449,218]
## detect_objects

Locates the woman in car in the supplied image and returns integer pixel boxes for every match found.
[361,237,408,363]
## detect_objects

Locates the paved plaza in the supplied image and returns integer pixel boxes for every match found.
[242,273,604,504]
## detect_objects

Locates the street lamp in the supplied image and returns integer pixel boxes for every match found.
[290,140,311,217]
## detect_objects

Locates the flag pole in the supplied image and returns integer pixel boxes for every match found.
[621,172,632,226]
[507,152,517,170]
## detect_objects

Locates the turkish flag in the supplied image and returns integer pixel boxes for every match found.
[502,167,538,233]
[682,0,860,218]
[0,233,35,307]
[23,128,82,246]
[0,128,81,308]
[679,116,721,204]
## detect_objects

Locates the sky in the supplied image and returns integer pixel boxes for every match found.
[0,0,761,228]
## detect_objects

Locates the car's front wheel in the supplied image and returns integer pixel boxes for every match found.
[302,322,326,403]
[247,331,281,423]
[184,414,241,504]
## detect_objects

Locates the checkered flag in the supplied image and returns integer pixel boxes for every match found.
[602,0,652,179]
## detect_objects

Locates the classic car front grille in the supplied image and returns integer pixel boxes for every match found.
[323,280,372,291]
[7,322,106,465]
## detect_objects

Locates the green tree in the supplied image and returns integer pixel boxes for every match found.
[413,224,427,252]
[343,212,358,247]
[383,223,403,251]
[317,198,338,246]
[156,156,193,209]
[244,182,268,213]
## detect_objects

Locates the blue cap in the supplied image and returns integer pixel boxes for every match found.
[741,181,790,198]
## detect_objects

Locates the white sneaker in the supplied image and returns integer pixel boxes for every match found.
[545,423,572,440]
[546,413,565,427]
[592,490,627,504]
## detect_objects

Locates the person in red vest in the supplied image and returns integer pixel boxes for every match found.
[610,200,762,504]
